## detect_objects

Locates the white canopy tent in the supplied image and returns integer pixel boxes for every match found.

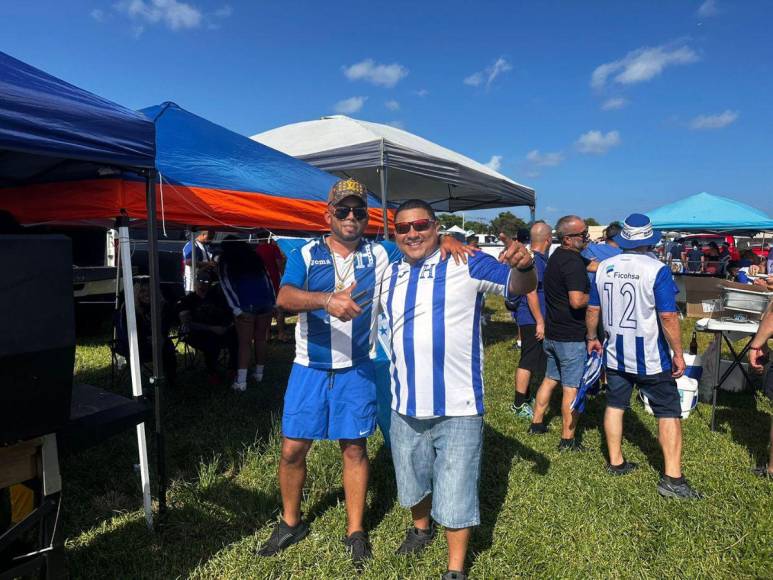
[252,115,536,235]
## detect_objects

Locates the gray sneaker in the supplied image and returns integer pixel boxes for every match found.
[657,476,703,500]
[442,572,468,580]
[396,524,436,555]
[257,518,309,556]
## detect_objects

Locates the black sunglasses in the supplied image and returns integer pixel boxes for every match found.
[394,218,436,235]
[564,229,589,239]
[332,205,368,220]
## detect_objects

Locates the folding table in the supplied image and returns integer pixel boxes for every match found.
[694,317,760,431]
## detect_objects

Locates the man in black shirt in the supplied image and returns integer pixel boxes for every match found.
[529,215,590,451]
[177,266,237,384]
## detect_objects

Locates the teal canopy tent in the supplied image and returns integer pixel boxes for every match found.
[646,192,773,232]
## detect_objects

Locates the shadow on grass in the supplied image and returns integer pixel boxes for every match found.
[714,391,771,465]
[67,479,278,579]
[365,444,397,532]
[469,424,549,567]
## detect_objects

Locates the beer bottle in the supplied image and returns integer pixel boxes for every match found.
[689,331,698,355]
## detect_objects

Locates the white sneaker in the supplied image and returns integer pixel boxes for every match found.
[252,370,264,383]
[231,381,247,392]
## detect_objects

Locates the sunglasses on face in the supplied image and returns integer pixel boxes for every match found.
[331,205,368,220]
[394,218,436,235]
[564,229,589,239]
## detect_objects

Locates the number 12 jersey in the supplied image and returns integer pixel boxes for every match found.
[589,252,678,375]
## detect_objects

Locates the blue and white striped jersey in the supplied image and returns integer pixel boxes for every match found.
[589,252,678,376]
[281,237,399,369]
[379,250,512,417]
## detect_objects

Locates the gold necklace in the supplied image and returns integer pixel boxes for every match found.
[327,239,356,291]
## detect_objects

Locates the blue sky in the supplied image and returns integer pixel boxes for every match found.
[3,0,772,224]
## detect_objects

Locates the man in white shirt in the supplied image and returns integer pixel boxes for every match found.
[586,214,701,499]
[380,199,535,580]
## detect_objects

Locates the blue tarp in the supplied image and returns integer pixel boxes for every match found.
[647,192,773,232]
[0,51,155,181]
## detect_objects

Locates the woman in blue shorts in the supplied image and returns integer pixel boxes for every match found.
[218,236,275,391]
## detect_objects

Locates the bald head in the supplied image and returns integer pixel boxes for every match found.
[530,221,552,252]
[556,215,588,251]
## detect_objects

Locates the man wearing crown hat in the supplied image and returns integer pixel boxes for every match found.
[586,213,702,499]
[257,178,473,566]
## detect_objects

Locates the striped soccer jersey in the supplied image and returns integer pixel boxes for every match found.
[379,250,512,417]
[281,237,399,369]
[590,252,679,375]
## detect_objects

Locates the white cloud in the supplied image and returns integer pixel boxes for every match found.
[213,4,232,18]
[601,97,628,110]
[90,8,106,21]
[385,99,400,111]
[342,59,408,88]
[575,130,621,154]
[591,44,699,89]
[415,88,429,97]
[464,57,512,89]
[117,0,203,30]
[689,109,739,130]
[484,155,503,171]
[333,96,367,114]
[698,0,719,17]
[525,149,564,167]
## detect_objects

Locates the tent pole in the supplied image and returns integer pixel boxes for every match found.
[145,170,168,521]
[117,216,154,530]
[529,206,536,225]
[380,165,389,240]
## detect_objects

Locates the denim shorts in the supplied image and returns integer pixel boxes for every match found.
[389,410,483,529]
[606,369,681,418]
[543,338,586,389]
[282,362,377,440]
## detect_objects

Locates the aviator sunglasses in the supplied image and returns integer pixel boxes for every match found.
[331,205,368,220]
[394,218,436,235]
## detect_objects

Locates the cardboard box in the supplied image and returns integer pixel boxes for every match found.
[679,275,772,319]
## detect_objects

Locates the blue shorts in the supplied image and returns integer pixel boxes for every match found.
[543,339,586,389]
[606,369,682,418]
[282,362,377,440]
[390,411,483,529]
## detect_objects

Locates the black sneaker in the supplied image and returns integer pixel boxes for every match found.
[528,422,548,435]
[396,524,436,555]
[657,476,703,500]
[558,438,587,452]
[752,465,773,479]
[606,460,638,476]
[442,571,468,580]
[257,518,309,556]
[343,530,372,569]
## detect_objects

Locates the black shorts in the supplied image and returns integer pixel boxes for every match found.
[606,369,682,418]
[518,324,547,374]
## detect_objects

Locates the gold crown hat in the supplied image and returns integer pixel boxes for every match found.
[328,178,369,206]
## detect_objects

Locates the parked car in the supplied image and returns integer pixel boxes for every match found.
[676,233,739,261]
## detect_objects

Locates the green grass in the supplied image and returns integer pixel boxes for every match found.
[61,298,773,579]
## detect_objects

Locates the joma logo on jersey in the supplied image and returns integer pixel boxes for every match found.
[310,259,331,266]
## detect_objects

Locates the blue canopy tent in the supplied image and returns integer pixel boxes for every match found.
[0,50,155,185]
[3,100,389,234]
[646,192,773,233]
[0,51,165,530]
